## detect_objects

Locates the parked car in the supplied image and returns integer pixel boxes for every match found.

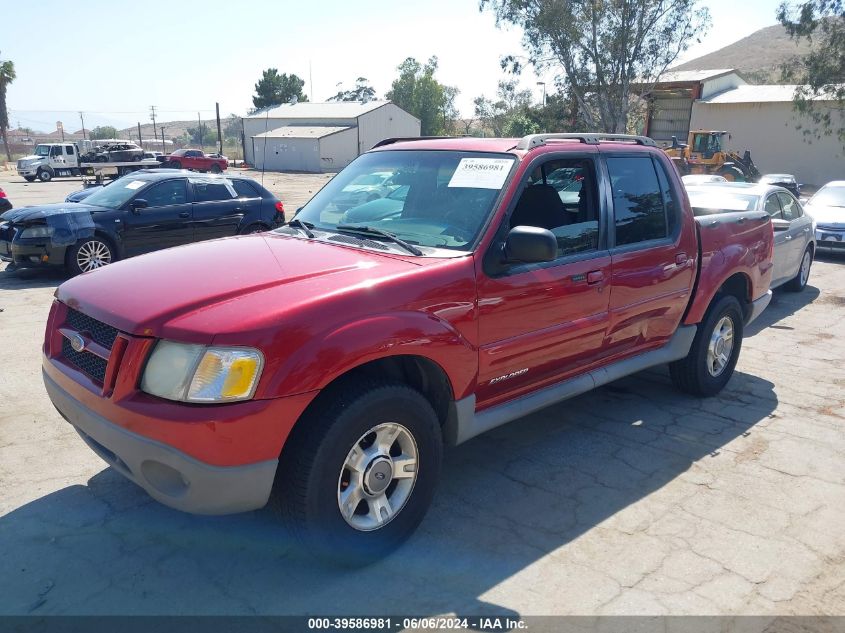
[0,187,11,214]
[341,185,409,223]
[162,149,228,173]
[332,170,398,210]
[83,142,145,163]
[65,169,182,203]
[805,180,845,252]
[686,182,815,290]
[759,173,801,199]
[143,151,163,160]
[2,172,283,275]
[682,174,728,185]
[42,133,773,562]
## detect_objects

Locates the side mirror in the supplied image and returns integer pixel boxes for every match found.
[772,218,790,232]
[503,225,557,263]
[130,198,148,213]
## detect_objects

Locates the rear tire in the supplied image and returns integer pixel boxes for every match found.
[210,164,222,174]
[169,161,181,170]
[786,245,813,292]
[270,380,442,565]
[670,294,744,397]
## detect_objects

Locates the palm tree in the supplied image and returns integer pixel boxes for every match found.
[0,52,17,162]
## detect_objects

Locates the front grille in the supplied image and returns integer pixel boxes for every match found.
[66,308,119,349]
[817,225,844,232]
[62,338,109,382]
[60,308,121,383]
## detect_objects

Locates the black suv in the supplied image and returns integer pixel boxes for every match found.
[1,171,285,275]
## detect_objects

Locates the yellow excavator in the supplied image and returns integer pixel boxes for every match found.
[664,130,761,182]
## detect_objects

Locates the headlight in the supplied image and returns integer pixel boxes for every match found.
[140,341,264,403]
[19,225,53,239]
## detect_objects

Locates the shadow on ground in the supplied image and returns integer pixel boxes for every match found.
[0,368,777,617]
[0,264,67,291]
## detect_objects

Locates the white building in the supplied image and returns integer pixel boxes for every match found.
[645,70,844,186]
[242,101,420,173]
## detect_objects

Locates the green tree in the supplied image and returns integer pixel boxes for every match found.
[777,1,845,148]
[386,57,459,135]
[0,51,16,161]
[223,114,242,141]
[474,80,534,136]
[90,125,119,140]
[252,68,308,110]
[328,77,377,102]
[481,0,710,133]
[186,125,218,146]
[504,112,540,136]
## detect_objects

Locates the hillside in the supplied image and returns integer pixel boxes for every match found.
[118,119,218,140]
[673,23,813,83]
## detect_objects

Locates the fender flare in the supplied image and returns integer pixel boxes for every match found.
[260,311,477,401]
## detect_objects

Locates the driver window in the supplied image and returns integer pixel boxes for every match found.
[142,179,188,207]
[764,195,783,219]
[508,158,600,258]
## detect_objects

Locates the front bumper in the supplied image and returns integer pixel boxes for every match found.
[0,238,66,268]
[44,370,279,515]
[815,228,845,250]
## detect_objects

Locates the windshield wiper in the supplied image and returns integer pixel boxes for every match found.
[287,218,315,238]
[335,224,423,256]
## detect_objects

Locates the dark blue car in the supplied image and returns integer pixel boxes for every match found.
[2,171,284,275]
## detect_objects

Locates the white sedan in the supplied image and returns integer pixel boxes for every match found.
[805,181,845,253]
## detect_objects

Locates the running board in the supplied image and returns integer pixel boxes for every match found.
[446,325,698,446]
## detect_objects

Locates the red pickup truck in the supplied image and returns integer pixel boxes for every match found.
[162,148,227,173]
[42,134,773,561]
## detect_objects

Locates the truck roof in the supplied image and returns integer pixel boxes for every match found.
[370,133,658,157]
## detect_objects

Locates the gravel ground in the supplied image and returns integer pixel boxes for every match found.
[1,169,844,617]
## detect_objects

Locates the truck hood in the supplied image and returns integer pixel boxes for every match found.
[18,154,41,162]
[1,202,105,223]
[56,233,429,343]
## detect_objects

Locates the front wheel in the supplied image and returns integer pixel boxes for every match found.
[786,245,813,292]
[37,169,52,182]
[271,381,443,564]
[67,237,115,276]
[23,176,36,183]
[670,294,744,397]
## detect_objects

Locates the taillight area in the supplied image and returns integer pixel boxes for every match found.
[0,188,6,198]
[274,200,284,214]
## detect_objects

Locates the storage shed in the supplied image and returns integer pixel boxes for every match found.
[243,101,420,172]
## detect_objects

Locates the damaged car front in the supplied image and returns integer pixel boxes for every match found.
[0,205,97,271]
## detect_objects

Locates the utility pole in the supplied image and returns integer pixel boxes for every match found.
[150,105,158,145]
[160,127,166,155]
[79,112,86,140]
[198,112,203,151]
[137,122,142,148]
[215,102,223,155]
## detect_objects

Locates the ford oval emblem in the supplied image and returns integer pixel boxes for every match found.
[70,334,86,353]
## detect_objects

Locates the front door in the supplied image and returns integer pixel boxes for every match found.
[121,178,194,256]
[777,191,813,278]
[765,193,789,284]
[476,154,611,408]
[604,154,697,357]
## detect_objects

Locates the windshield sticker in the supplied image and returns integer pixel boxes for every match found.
[124,180,145,190]
[448,158,511,189]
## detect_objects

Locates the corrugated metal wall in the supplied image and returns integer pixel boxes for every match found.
[648,91,694,145]
[251,137,321,172]
[319,129,358,172]
[357,104,421,153]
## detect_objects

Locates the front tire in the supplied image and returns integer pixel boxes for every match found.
[670,294,744,397]
[37,169,52,182]
[67,237,116,276]
[23,176,36,182]
[786,245,813,292]
[271,381,443,564]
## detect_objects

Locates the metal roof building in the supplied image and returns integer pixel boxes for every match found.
[242,101,420,172]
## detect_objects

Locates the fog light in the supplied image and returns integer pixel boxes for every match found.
[29,256,40,263]
[41,255,49,262]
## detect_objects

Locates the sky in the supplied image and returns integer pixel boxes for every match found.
[4,0,784,132]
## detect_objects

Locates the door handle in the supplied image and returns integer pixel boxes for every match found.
[784,235,792,240]
[587,270,604,285]
[675,253,688,265]
[179,211,190,218]
[803,227,810,232]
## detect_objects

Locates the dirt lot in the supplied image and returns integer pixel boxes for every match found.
[1,170,844,617]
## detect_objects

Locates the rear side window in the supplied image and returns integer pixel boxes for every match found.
[777,192,802,221]
[193,182,234,202]
[607,156,668,246]
[232,180,260,198]
[653,158,679,235]
[66,145,75,155]
[764,194,783,219]
[143,179,187,207]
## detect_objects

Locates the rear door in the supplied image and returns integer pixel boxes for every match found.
[777,191,812,275]
[121,178,194,256]
[190,179,243,239]
[231,179,265,224]
[604,152,697,357]
[764,193,788,283]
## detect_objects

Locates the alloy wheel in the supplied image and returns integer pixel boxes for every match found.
[706,315,734,377]
[76,240,112,272]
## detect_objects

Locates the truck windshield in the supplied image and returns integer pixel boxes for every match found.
[288,150,516,251]
[82,178,150,209]
[34,145,50,157]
